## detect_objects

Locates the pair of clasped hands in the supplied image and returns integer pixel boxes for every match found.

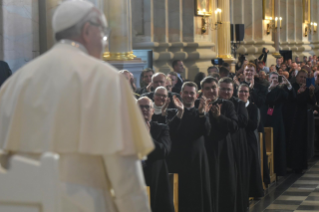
[161,96,221,118]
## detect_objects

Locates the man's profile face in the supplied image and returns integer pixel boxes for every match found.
[174,61,185,74]
[296,72,307,85]
[168,74,177,86]
[202,81,219,101]
[143,71,153,85]
[276,58,281,65]
[138,99,154,122]
[259,71,266,79]
[181,85,197,107]
[219,82,234,100]
[287,59,292,66]
[166,80,173,92]
[152,75,166,89]
[154,89,168,106]
[291,63,297,70]
[244,66,255,82]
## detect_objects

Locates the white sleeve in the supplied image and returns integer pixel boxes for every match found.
[103,154,151,212]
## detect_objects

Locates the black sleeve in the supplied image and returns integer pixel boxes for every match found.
[148,125,171,161]
[246,104,258,131]
[211,101,238,134]
[250,84,268,108]
[237,101,248,128]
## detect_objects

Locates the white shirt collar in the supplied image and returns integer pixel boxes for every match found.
[245,100,250,107]
[153,103,163,115]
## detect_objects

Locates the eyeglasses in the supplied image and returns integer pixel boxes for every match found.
[239,90,249,93]
[139,105,152,110]
[88,21,110,41]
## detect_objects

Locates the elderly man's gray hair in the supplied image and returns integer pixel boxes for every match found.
[151,72,166,82]
[154,86,168,93]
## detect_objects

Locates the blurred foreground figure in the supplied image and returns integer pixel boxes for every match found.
[0,1,153,212]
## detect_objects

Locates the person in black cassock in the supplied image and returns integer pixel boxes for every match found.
[260,72,295,176]
[237,84,264,198]
[161,82,213,212]
[142,72,180,108]
[137,97,175,212]
[285,70,316,173]
[196,76,238,212]
[171,60,185,93]
[235,63,271,185]
[218,77,249,212]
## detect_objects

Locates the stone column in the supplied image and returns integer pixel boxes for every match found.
[217,0,235,71]
[103,0,136,60]
[217,0,232,59]
[103,0,145,87]
[272,0,281,58]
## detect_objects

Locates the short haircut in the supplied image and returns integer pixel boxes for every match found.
[141,68,154,76]
[218,77,234,87]
[238,83,249,91]
[181,81,198,92]
[296,69,307,77]
[166,76,172,83]
[137,96,153,107]
[208,66,219,73]
[172,60,181,68]
[244,62,256,70]
[168,71,178,77]
[219,67,229,75]
[200,76,218,88]
[151,72,166,82]
[257,61,264,65]
[211,73,220,80]
[154,86,168,93]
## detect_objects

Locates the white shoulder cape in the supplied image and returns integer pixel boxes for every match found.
[0,42,154,159]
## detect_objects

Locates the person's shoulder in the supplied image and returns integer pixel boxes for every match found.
[141,91,154,97]
[169,92,180,97]
[151,121,169,131]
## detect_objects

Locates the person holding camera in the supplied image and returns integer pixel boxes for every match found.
[260,72,295,177]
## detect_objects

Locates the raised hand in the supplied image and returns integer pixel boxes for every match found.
[173,95,184,112]
[233,76,240,86]
[309,84,315,95]
[161,98,171,116]
[249,77,255,89]
[146,82,152,92]
[210,103,221,118]
[198,96,207,114]
[299,84,306,93]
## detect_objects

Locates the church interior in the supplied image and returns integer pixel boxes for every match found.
[0,0,319,212]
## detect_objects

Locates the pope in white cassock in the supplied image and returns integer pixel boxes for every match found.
[0,0,154,211]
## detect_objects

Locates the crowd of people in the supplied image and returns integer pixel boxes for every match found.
[120,53,319,212]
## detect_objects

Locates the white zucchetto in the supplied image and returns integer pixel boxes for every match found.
[52,0,95,34]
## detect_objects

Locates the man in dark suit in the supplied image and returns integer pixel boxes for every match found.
[172,60,185,93]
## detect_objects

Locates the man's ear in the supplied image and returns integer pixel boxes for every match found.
[81,22,91,43]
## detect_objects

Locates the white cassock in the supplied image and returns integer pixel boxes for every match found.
[0,40,154,212]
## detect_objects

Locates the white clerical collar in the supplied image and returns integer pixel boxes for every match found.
[245,100,250,107]
[153,103,163,115]
[59,39,88,54]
